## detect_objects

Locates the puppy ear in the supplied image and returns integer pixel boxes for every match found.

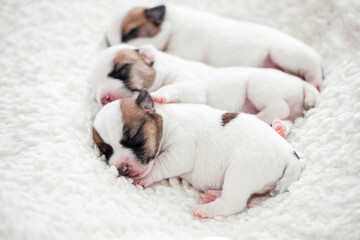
[137,45,156,66]
[136,89,155,113]
[145,5,166,26]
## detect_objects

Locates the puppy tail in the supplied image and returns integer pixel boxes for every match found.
[303,82,320,110]
[270,150,304,196]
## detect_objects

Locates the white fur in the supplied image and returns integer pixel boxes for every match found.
[94,99,303,217]
[2,0,359,238]
[106,4,323,86]
[91,44,319,125]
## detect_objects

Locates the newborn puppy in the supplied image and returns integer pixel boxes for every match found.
[105,4,323,88]
[89,44,319,137]
[92,89,304,217]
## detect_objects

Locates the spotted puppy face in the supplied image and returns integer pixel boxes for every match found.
[96,45,157,106]
[121,5,166,43]
[93,89,163,179]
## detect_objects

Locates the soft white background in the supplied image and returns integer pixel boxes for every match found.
[0,0,359,239]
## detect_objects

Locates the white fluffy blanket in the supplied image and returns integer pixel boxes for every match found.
[1,0,359,239]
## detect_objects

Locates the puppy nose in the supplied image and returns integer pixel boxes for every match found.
[117,164,130,176]
[101,95,111,106]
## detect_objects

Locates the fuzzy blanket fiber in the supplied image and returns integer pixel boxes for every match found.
[1,0,359,239]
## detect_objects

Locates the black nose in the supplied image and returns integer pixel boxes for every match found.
[117,165,130,176]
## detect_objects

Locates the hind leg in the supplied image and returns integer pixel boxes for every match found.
[192,162,258,218]
[193,189,251,218]
[255,102,290,125]
[269,43,322,89]
[270,156,302,196]
[247,79,290,124]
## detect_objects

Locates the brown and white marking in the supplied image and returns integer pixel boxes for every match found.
[121,6,165,43]
[221,112,239,126]
[93,89,303,218]
[93,90,163,178]
[97,47,156,106]
[105,4,323,88]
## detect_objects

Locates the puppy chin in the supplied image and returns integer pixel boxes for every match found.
[133,161,154,179]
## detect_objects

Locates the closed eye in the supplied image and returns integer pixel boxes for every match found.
[121,122,146,148]
[122,27,139,42]
[108,63,132,80]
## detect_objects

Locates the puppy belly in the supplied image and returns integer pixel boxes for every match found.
[241,98,259,114]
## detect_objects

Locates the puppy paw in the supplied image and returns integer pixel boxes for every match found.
[192,204,216,218]
[132,177,152,188]
[272,120,287,138]
[192,205,208,218]
[132,178,144,187]
[151,95,168,104]
[202,190,222,204]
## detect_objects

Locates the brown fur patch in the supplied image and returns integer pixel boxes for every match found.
[93,127,104,146]
[221,113,239,126]
[93,127,113,161]
[121,7,161,41]
[120,99,163,164]
[112,49,156,91]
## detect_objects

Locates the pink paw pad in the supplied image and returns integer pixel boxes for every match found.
[272,120,287,138]
[152,96,167,104]
[192,205,207,219]
[202,190,221,204]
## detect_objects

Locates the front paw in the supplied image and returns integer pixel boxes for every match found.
[151,95,168,104]
[151,91,175,104]
[192,204,215,218]
[132,177,153,188]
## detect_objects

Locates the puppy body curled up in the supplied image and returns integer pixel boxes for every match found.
[93,89,304,218]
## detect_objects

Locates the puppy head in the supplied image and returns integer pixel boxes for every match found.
[93,89,163,179]
[105,5,166,46]
[90,45,157,106]
[121,5,166,42]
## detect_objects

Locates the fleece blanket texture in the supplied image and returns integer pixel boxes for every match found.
[0,0,359,239]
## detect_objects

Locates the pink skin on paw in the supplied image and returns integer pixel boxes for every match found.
[192,205,207,219]
[202,190,222,204]
[131,169,152,188]
[152,96,168,104]
[132,178,146,187]
[272,120,287,138]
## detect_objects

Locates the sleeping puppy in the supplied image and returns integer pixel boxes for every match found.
[92,89,304,218]
[89,44,319,137]
[105,4,323,88]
